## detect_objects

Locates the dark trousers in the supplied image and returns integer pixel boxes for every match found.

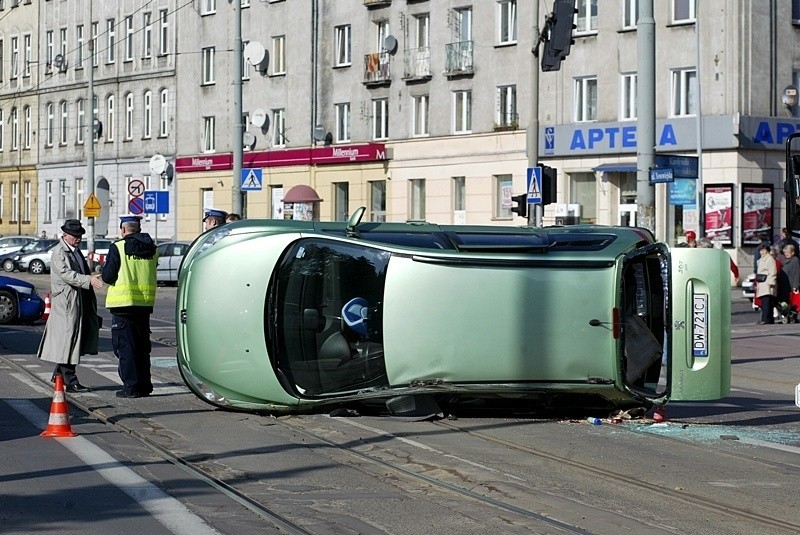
[111,312,153,395]
[52,364,79,387]
[760,294,775,323]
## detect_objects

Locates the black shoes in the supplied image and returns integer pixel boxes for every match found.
[65,384,91,393]
[115,390,149,398]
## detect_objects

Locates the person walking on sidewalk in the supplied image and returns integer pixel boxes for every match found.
[100,215,158,398]
[756,242,778,325]
[37,219,104,393]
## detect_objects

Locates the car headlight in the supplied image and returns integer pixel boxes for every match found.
[193,226,232,260]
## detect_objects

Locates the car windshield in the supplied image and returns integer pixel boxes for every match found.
[268,239,390,397]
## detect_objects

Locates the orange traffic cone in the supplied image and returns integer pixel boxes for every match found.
[42,293,51,321]
[41,375,78,438]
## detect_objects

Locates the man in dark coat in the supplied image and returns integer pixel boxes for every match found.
[37,219,103,392]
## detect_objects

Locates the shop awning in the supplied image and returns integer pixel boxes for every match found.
[592,163,637,173]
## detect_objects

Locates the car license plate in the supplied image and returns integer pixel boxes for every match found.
[692,293,708,357]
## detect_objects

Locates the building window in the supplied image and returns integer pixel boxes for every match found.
[60,101,68,144]
[11,182,18,222]
[410,179,426,221]
[241,40,250,81]
[272,36,285,75]
[498,1,517,44]
[106,95,115,141]
[202,0,216,15]
[77,99,85,143]
[272,108,286,147]
[335,25,351,66]
[125,16,134,61]
[0,110,4,151]
[376,20,390,52]
[45,181,53,223]
[453,176,466,211]
[334,182,349,221]
[124,93,133,140]
[574,76,597,122]
[672,0,696,23]
[76,25,84,68]
[0,39,4,82]
[671,68,697,116]
[10,36,18,78]
[576,0,598,34]
[335,102,350,143]
[497,85,517,127]
[59,180,67,219]
[106,19,115,63]
[203,116,215,152]
[75,178,84,221]
[372,98,389,140]
[92,22,99,66]
[160,89,169,137]
[23,181,30,223]
[412,94,429,137]
[23,106,31,149]
[23,34,31,77]
[415,13,430,48]
[495,174,513,219]
[59,28,68,60]
[453,90,472,134]
[143,12,152,58]
[143,90,152,138]
[46,31,54,69]
[621,73,637,120]
[159,9,169,55]
[456,7,473,41]
[202,47,215,84]
[10,108,18,150]
[623,0,638,29]
[46,103,54,147]
[571,172,597,223]
[370,181,386,222]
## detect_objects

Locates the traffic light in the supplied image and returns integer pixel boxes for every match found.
[541,0,578,72]
[510,194,528,218]
[540,164,557,205]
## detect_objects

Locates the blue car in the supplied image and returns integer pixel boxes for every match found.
[0,275,45,324]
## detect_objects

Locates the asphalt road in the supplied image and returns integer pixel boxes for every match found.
[1,272,798,534]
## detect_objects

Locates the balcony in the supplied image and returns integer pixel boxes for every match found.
[494,112,520,132]
[444,41,474,77]
[363,52,391,86]
[403,47,431,81]
[363,0,391,7]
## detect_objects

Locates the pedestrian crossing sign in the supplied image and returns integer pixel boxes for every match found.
[527,167,542,204]
[241,168,263,191]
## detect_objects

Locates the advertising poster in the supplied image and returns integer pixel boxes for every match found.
[669,178,697,205]
[704,184,734,245]
[740,184,773,245]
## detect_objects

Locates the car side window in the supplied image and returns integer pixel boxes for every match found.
[270,239,390,397]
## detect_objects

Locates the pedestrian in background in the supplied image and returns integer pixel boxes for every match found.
[203,208,228,232]
[226,213,242,223]
[37,219,103,393]
[100,215,159,398]
[756,243,778,325]
[777,227,799,254]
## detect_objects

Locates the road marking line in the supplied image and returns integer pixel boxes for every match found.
[5,398,219,535]
[739,437,800,455]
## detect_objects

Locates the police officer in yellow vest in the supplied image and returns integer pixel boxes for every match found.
[100,214,158,398]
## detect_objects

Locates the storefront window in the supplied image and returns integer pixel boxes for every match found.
[570,172,597,224]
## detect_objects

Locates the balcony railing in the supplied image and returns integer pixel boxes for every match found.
[494,112,520,131]
[444,41,474,76]
[403,47,431,80]
[363,52,391,85]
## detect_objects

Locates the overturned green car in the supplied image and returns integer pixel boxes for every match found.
[176,208,730,415]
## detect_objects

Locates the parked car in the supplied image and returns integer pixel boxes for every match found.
[0,236,37,257]
[2,239,58,272]
[176,210,732,416]
[0,275,45,324]
[742,273,756,305]
[81,239,113,266]
[156,241,191,285]
[17,242,60,274]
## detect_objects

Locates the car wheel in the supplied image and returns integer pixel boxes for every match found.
[0,290,16,324]
[2,259,14,272]
[29,260,46,275]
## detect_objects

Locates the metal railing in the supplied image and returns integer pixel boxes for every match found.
[444,41,474,75]
[403,47,431,79]
[363,52,391,84]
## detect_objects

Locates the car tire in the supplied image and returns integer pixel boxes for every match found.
[29,260,46,275]
[2,259,14,272]
[0,290,16,324]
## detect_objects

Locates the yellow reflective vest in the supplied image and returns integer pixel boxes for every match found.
[105,241,158,308]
